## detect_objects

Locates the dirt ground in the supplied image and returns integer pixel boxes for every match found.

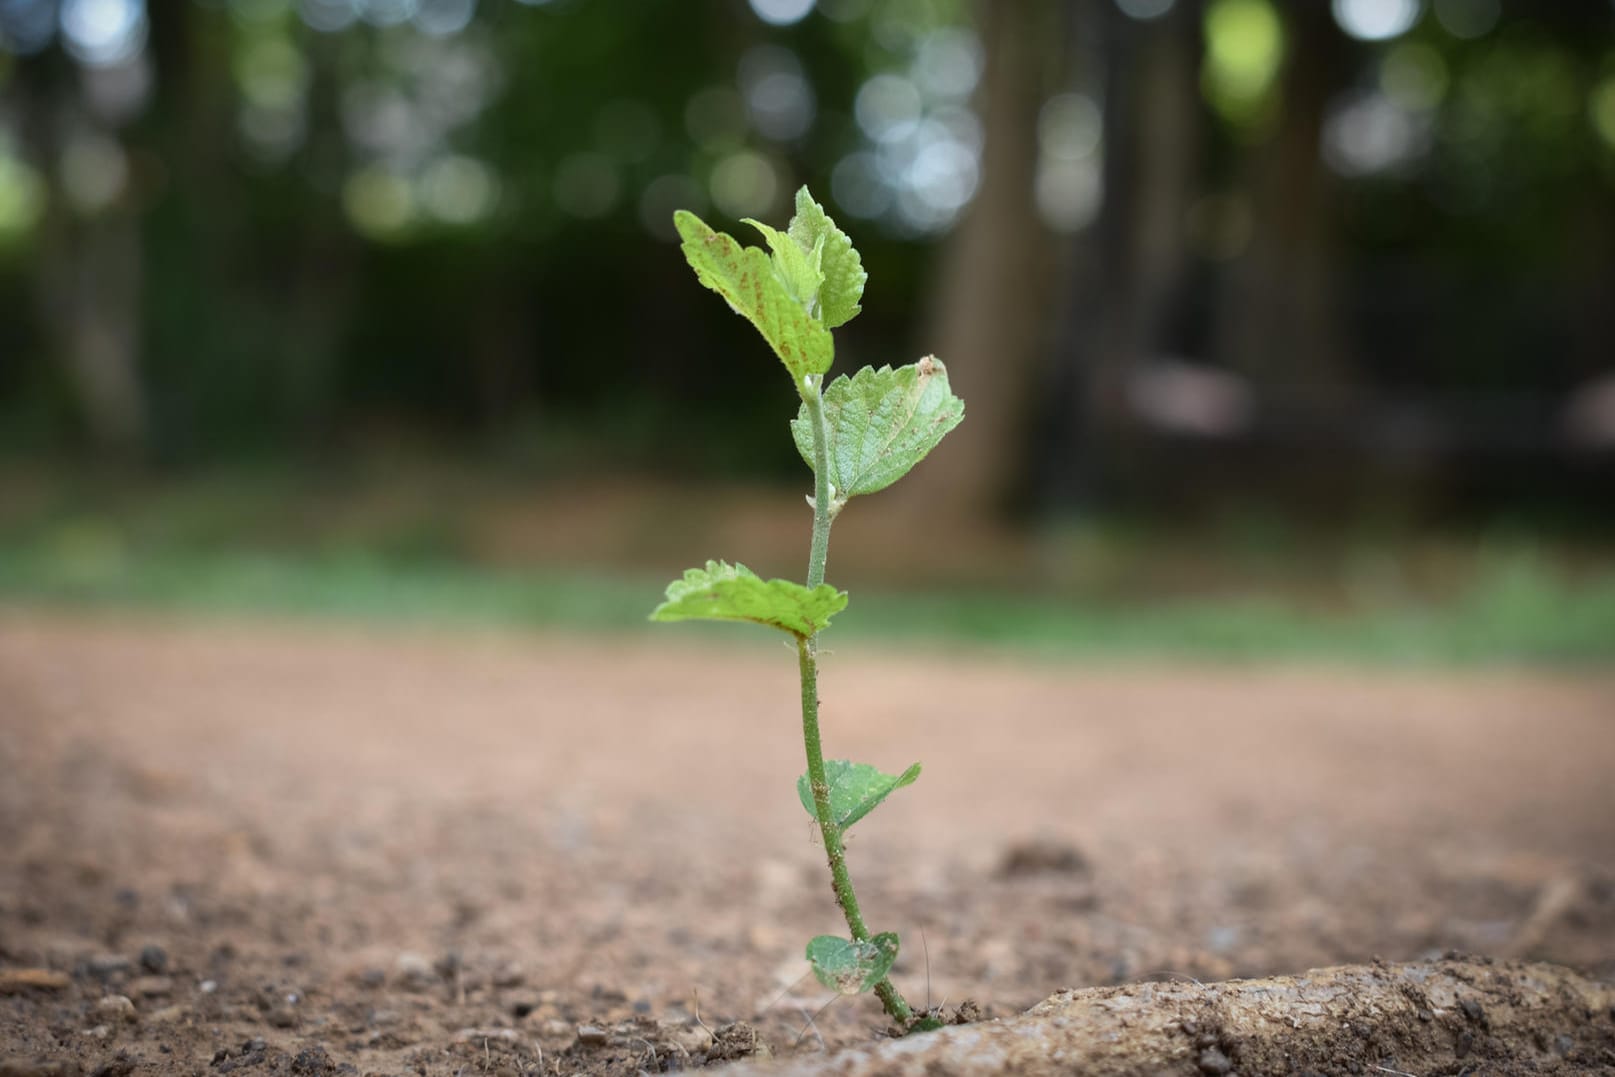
[1,611,1612,1076]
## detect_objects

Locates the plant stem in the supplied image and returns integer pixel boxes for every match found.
[803,384,833,591]
[797,386,914,1028]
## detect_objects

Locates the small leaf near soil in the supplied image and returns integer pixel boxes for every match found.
[673,210,834,389]
[805,932,900,996]
[791,357,964,502]
[797,759,922,830]
[650,560,847,638]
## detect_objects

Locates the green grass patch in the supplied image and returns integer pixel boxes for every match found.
[3,538,1611,665]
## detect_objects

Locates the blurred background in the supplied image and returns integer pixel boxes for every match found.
[1,0,1612,660]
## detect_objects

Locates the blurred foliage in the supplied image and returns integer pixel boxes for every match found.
[0,0,1611,520]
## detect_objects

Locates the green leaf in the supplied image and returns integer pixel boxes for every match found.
[797,759,922,830]
[673,210,834,387]
[649,560,847,638]
[787,187,865,329]
[791,357,965,500]
[805,932,900,996]
[744,218,825,310]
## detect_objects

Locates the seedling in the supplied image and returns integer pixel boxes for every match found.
[651,188,964,1032]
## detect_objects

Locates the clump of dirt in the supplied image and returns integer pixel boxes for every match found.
[733,957,1615,1076]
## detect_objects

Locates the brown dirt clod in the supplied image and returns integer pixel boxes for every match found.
[727,958,1615,1077]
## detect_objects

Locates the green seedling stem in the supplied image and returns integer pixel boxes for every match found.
[651,187,964,1032]
[797,385,912,1025]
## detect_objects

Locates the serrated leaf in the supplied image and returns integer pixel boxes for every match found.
[744,218,825,310]
[797,759,922,830]
[650,560,846,638]
[805,933,900,996]
[787,187,865,329]
[674,210,833,387]
[791,357,965,500]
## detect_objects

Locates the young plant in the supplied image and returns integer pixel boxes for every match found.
[651,188,964,1031]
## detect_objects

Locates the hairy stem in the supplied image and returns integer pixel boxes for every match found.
[798,385,914,1027]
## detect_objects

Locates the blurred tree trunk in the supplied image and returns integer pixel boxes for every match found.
[286,31,358,440]
[1120,3,1201,364]
[1215,3,1350,407]
[15,52,148,456]
[1046,0,1203,509]
[901,0,1063,521]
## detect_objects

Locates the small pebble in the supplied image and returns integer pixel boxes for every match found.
[394,953,435,991]
[266,1006,298,1029]
[137,946,168,975]
[95,996,137,1025]
[128,976,173,998]
[1198,1046,1233,1075]
[453,1028,521,1044]
[575,1025,608,1047]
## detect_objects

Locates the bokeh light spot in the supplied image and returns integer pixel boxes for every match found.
[414,0,477,37]
[1202,0,1284,126]
[1039,93,1103,161]
[1331,0,1422,43]
[830,151,890,219]
[912,28,982,101]
[419,154,498,225]
[709,150,779,219]
[61,133,128,214]
[0,0,57,54]
[0,152,46,243]
[362,0,417,29]
[234,35,309,111]
[1380,42,1447,111]
[1115,0,1175,20]
[1036,156,1102,233]
[343,167,416,239]
[747,0,814,27]
[60,0,148,68]
[855,73,922,143]
[739,46,816,142]
[1323,90,1424,175]
[298,0,360,32]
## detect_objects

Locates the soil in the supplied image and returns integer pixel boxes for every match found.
[1,611,1612,1076]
